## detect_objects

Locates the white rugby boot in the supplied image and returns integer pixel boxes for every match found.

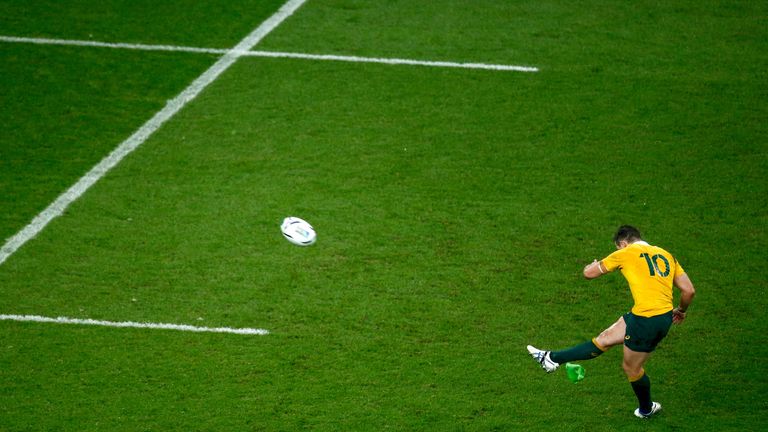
[526,345,560,373]
[634,402,662,418]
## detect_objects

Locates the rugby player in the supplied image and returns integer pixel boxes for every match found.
[527,225,696,418]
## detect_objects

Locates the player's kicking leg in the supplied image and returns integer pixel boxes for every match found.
[526,316,625,372]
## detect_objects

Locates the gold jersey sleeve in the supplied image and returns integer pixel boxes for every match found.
[601,242,685,317]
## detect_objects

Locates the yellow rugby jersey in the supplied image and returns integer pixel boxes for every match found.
[600,241,685,317]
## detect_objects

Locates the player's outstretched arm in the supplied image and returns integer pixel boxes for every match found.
[672,273,696,324]
[583,259,606,279]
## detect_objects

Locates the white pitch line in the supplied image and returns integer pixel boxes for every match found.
[0,34,539,73]
[0,0,309,266]
[0,35,229,55]
[0,314,269,335]
[244,50,538,72]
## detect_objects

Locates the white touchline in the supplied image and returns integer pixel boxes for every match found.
[0,35,539,73]
[0,0,309,266]
[0,314,269,335]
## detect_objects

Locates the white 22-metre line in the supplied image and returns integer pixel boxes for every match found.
[0,0,308,266]
[0,35,539,72]
[0,314,269,335]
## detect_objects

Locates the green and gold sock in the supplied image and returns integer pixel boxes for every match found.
[630,371,652,413]
[550,339,607,363]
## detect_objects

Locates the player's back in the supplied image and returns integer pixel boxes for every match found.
[602,241,684,317]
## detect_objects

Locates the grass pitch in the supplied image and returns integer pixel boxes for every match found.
[1,1,766,430]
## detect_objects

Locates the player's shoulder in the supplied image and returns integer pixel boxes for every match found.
[636,242,678,261]
[648,242,673,255]
[632,241,664,251]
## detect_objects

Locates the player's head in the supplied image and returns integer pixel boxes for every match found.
[613,225,642,249]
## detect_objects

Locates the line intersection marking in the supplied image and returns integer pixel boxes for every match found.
[0,0,309,266]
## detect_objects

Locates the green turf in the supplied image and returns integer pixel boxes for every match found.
[0,44,215,242]
[0,0,286,48]
[1,1,766,431]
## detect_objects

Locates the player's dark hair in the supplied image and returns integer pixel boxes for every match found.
[613,225,642,245]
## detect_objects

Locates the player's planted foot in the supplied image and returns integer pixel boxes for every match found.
[526,345,559,373]
[634,402,662,419]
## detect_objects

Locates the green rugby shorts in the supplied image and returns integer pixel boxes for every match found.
[623,311,673,353]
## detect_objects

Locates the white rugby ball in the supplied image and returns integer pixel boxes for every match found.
[280,217,316,246]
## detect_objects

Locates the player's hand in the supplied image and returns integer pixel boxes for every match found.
[672,307,686,324]
[584,259,598,273]
[582,259,605,279]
